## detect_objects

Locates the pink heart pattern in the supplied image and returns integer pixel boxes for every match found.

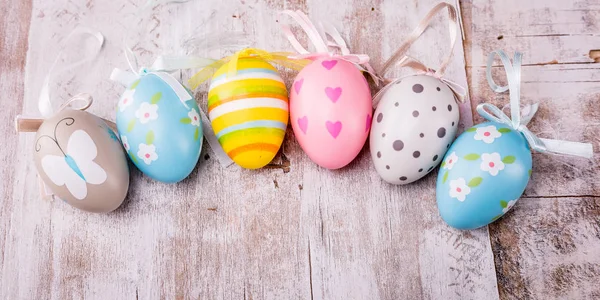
[365,114,372,132]
[321,60,338,70]
[325,87,342,103]
[297,116,308,134]
[294,78,304,94]
[326,121,342,138]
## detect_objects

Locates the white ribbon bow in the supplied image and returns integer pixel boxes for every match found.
[478,50,593,158]
[279,10,380,84]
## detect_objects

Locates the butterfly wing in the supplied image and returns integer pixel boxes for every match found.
[67,130,107,185]
[41,155,88,200]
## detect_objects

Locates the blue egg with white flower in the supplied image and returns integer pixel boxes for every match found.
[115,71,203,183]
[435,121,532,230]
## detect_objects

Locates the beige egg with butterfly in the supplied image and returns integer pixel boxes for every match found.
[29,107,130,213]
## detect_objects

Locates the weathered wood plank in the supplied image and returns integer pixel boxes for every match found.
[462,0,600,299]
[0,0,34,298]
[462,0,600,66]
[490,196,600,299]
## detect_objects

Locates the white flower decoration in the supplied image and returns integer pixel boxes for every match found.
[135,102,159,124]
[503,199,517,213]
[480,153,505,176]
[474,125,501,144]
[444,152,459,170]
[121,135,130,152]
[118,89,135,112]
[188,108,200,127]
[137,143,158,165]
[449,178,471,202]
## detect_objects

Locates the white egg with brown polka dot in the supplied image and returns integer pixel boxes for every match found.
[370,74,460,185]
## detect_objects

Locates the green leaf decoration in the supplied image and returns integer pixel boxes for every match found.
[528,169,532,177]
[127,119,135,132]
[467,177,483,187]
[442,171,449,184]
[194,127,199,141]
[130,79,141,90]
[500,200,508,208]
[150,92,162,104]
[146,130,155,145]
[498,128,511,133]
[129,152,138,164]
[502,156,516,164]
[441,161,446,168]
[464,153,481,160]
[466,127,477,132]
[180,117,191,124]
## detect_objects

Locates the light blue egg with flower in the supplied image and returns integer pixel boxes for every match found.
[115,71,203,183]
[436,121,532,229]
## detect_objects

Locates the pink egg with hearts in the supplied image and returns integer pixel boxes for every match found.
[290,57,372,169]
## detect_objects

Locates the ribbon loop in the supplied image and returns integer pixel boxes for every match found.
[380,2,459,78]
[375,3,465,108]
[279,10,380,85]
[480,50,593,159]
[38,27,104,117]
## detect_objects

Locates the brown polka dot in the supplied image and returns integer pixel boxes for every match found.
[448,104,452,112]
[452,121,455,126]
[395,102,399,107]
[412,110,419,117]
[386,165,390,170]
[428,166,434,172]
[377,113,383,122]
[413,151,420,158]
[433,155,438,161]
[437,127,446,138]
[418,168,423,172]
[419,133,424,138]
[432,106,437,111]
[399,176,407,181]
[382,133,386,137]
[393,140,404,151]
[377,151,381,158]
[447,144,450,148]
[436,87,441,91]
[412,84,424,93]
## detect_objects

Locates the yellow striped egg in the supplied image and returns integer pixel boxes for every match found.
[208,57,288,169]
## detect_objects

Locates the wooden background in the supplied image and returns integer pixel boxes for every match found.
[1,0,598,299]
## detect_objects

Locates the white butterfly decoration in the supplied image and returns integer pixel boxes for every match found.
[41,130,107,200]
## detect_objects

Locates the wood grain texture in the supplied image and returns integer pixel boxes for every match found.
[0,0,33,297]
[463,0,600,299]
[0,0,501,299]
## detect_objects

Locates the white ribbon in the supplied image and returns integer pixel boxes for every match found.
[374,2,465,108]
[478,50,593,158]
[110,47,234,167]
[38,27,104,117]
[279,10,380,84]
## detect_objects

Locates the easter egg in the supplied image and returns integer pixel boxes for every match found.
[290,58,371,169]
[116,71,203,183]
[370,75,459,184]
[436,122,532,229]
[33,109,129,213]
[207,57,288,169]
